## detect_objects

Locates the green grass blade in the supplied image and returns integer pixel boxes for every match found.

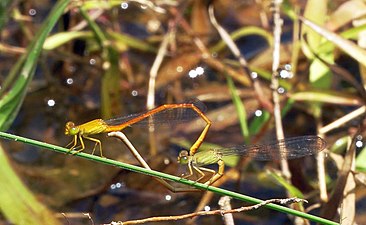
[0,0,71,131]
[0,1,70,224]
[356,146,366,172]
[226,76,249,143]
[0,0,11,30]
[0,144,61,225]
[78,6,121,118]
[0,131,339,225]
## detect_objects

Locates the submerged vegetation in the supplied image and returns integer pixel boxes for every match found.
[0,0,365,224]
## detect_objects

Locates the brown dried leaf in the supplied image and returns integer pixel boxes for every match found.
[156,52,201,88]
[191,0,212,43]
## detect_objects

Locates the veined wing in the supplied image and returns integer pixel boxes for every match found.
[214,136,326,161]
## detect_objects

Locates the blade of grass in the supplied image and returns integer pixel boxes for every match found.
[0,144,61,225]
[0,0,71,130]
[0,131,339,225]
[0,0,12,30]
[0,1,70,224]
[78,6,122,118]
[226,76,249,143]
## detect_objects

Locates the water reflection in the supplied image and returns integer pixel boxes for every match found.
[47,99,56,107]
[121,2,129,9]
[66,78,74,85]
[29,9,37,16]
[255,109,262,117]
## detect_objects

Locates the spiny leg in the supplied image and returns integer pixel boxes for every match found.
[71,134,86,155]
[192,165,207,183]
[181,164,208,183]
[181,162,194,179]
[83,136,103,157]
[204,159,225,186]
[66,135,78,154]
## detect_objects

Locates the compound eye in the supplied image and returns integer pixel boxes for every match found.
[65,122,79,135]
[177,150,189,164]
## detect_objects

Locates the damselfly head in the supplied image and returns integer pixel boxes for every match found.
[65,122,79,136]
[177,150,189,164]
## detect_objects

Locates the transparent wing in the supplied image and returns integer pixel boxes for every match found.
[104,99,207,127]
[215,136,326,161]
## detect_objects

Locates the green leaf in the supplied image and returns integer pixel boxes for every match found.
[301,16,366,68]
[0,0,11,30]
[0,1,70,224]
[0,144,61,225]
[108,30,156,52]
[248,110,270,135]
[356,146,366,172]
[269,170,304,198]
[226,76,249,143]
[0,0,71,131]
[210,26,273,53]
[43,31,93,50]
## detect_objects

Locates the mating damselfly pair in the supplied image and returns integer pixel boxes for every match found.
[65,99,326,187]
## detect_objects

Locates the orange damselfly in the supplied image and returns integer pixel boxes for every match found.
[177,135,326,185]
[65,99,211,157]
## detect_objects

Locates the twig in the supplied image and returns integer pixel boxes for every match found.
[108,198,307,225]
[168,7,252,87]
[319,106,366,134]
[219,196,235,225]
[271,0,290,180]
[208,5,273,112]
[146,27,173,156]
[107,131,199,192]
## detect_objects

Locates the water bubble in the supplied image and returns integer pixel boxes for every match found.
[251,72,258,79]
[165,195,172,201]
[66,78,74,85]
[188,70,198,78]
[279,70,292,79]
[163,158,170,165]
[110,182,124,190]
[356,140,364,148]
[147,19,161,33]
[284,64,292,71]
[47,99,56,107]
[89,58,96,65]
[131,90,138,96]
[277,87,285,94]
[121,2,128,9]
[196,66,204,75]
[176,66,183,73]
[204,205,211,211]
[29,9,37,16]
[255,109,262,117]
